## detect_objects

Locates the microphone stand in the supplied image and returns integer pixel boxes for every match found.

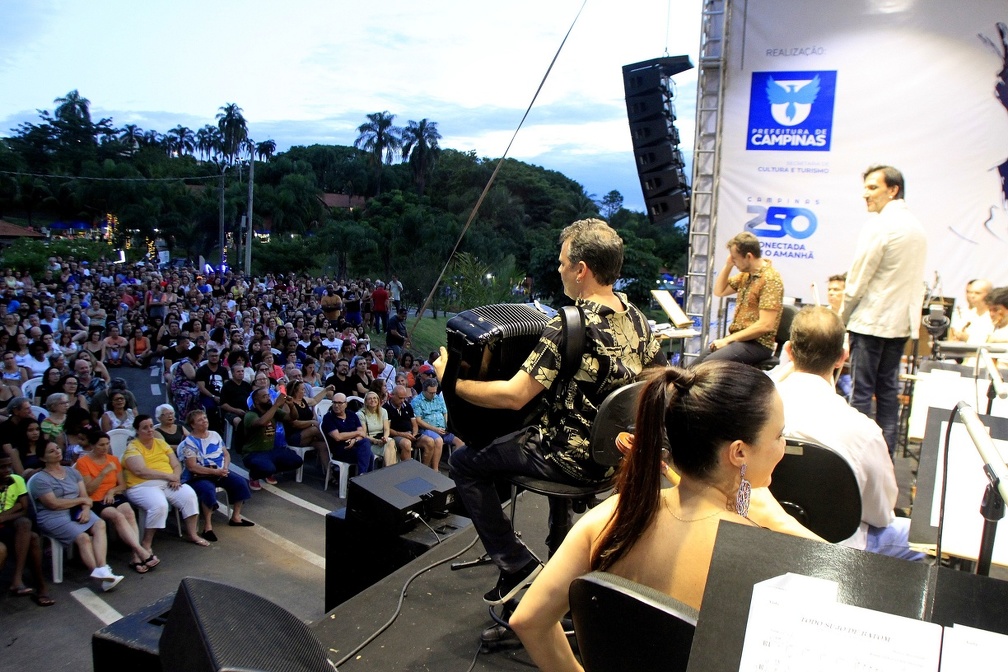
[955,402,1008,576]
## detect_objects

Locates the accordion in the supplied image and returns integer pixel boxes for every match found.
[443,303,554,450]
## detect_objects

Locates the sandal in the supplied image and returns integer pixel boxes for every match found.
[9,585,35,597]
[189,536,210,547]
[142,554,161,570]
[32,594,55,607]
[128,560,150,574]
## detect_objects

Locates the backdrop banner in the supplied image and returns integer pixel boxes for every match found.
[714,0,1008,313]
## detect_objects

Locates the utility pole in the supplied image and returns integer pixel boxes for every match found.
[218,170,226,271]
[245,157,254,275]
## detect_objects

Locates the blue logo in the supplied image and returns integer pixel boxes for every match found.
[746,205,817,239]
[747,70,837,151]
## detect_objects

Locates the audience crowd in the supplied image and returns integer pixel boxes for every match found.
[0,256,439,601]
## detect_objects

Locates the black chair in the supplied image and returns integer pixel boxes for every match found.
[569,571,697,672]
[757,303,799,370]
[504,380,645,523]
[768,437,862,542]
[461,381,646,647]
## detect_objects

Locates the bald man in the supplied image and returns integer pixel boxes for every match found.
[950,278,993,343]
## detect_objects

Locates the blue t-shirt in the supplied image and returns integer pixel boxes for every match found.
[411,393,447,430]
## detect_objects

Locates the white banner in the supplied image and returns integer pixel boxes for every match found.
[715,0,1008,307]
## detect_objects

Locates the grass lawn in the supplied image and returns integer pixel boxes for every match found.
[360,313,452,363]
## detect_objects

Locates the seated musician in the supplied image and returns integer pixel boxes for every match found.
[433,218,667,606]
[509,362,820,671]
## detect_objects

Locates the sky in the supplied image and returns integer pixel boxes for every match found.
[0,0,703,214]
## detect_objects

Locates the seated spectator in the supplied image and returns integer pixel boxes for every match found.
[8,419,45,479]
[102,324,128,367]
[243,388,302,490]
[22,341,50,379]
[34,366,63,406]
[357,390,397,466]
[29,440,125,590]
[321,393,374,476]
[349,356,374,397]
[195,347,229,431]
[259,350,284,382]
[100,390,136,432]
[88,377,137,426]
[153,404,189,450]
[1,453,52,605]
[177,409,254,543]
[122,415,207,548]
[41,393,70,452]
[510,363,817,666]
[219,361,253,448]
[411,378,463,469]
[282,379,331,472]
[82,328,106,363]
[2,350,27,395]
[384,384,430,461]
[124,326,153,368]
[74,431,158,574]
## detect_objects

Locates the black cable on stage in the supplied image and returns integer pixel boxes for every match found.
[331,533,480,669]
[411,0,589,332]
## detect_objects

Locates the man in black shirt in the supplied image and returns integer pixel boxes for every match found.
[195,348,230,431]
[219,361,253,452]
[324,358,358,398]
[383,384,433,462]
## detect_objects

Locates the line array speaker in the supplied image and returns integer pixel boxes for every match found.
[622,56,694,224]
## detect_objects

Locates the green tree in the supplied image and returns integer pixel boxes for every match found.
[354,111,401,196]
[53,89,91,124]
[599,190,624,221]
[400,118,441,196]
[216,103,248,167]
[167,125,195,157]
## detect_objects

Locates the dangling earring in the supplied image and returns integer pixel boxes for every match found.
[735,463,751,518]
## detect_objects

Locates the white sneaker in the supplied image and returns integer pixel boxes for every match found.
[90,566,112,580]
[101,573,124,592]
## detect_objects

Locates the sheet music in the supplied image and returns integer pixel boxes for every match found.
[739,574,942,672]
[939,624,1008,671]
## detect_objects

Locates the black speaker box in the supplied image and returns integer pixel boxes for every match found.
[641,166,689,198]
[629,117,680,149]
[646,190,690,223]
[346,459,458,533]
[634,143,685,172]
[92,593,174,671]
[159,577,331,672]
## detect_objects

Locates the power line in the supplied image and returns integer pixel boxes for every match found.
[0,168,234,183]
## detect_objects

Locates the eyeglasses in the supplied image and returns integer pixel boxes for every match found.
[333,401,347,405]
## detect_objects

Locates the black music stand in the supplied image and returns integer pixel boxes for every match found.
[686,523,1008,671]
[909,407,1008,571]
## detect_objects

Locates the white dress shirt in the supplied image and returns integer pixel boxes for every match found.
[776,371,898,549]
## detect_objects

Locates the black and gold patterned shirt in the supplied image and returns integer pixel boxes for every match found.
[521,293,666,482]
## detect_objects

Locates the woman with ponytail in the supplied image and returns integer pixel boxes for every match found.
[510,361,818,671]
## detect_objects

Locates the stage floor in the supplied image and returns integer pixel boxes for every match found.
[315,490,557,671]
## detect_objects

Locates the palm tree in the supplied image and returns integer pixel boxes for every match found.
[119,124,143,154]
[53,90,91,123]
[354,111,401,196]
[216,103,248,167]
[140,129,163,149]
[196,125,220,162]
[400,118,441,196]
[168,125,195,156]
[255,139,276,162]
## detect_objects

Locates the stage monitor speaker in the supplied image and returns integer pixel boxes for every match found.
[346,459,458,534]
[159,577,331,672]
[92,594,174,671]
[623,55,694,225]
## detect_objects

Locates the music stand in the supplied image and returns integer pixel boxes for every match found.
[909,406,1008,566]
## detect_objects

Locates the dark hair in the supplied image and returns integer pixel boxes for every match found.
[591,361,775,571]
[88,430,110,447]
[560,218,624,286]
[863,164,905,199]
[827,273,846,283]
[789,306,845,375]
[726,231,762,259]
[35,439,59,461]
[133,413,152,431]
[987,286,1008,311]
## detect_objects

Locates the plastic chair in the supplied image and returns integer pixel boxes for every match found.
[768,437,862,543]
[30,405,48,422]
[569,571,697,672]
[316,399,352,498]
[26,474,74,583]
[21,376,43,402]
[107,428,134,460]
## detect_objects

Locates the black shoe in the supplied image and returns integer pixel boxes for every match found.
[201,530,218,542]
[483,558,542,605]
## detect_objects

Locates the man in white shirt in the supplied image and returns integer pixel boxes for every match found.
[842,165,927,457]
[950,278,994,344]
[777,306,922,560]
